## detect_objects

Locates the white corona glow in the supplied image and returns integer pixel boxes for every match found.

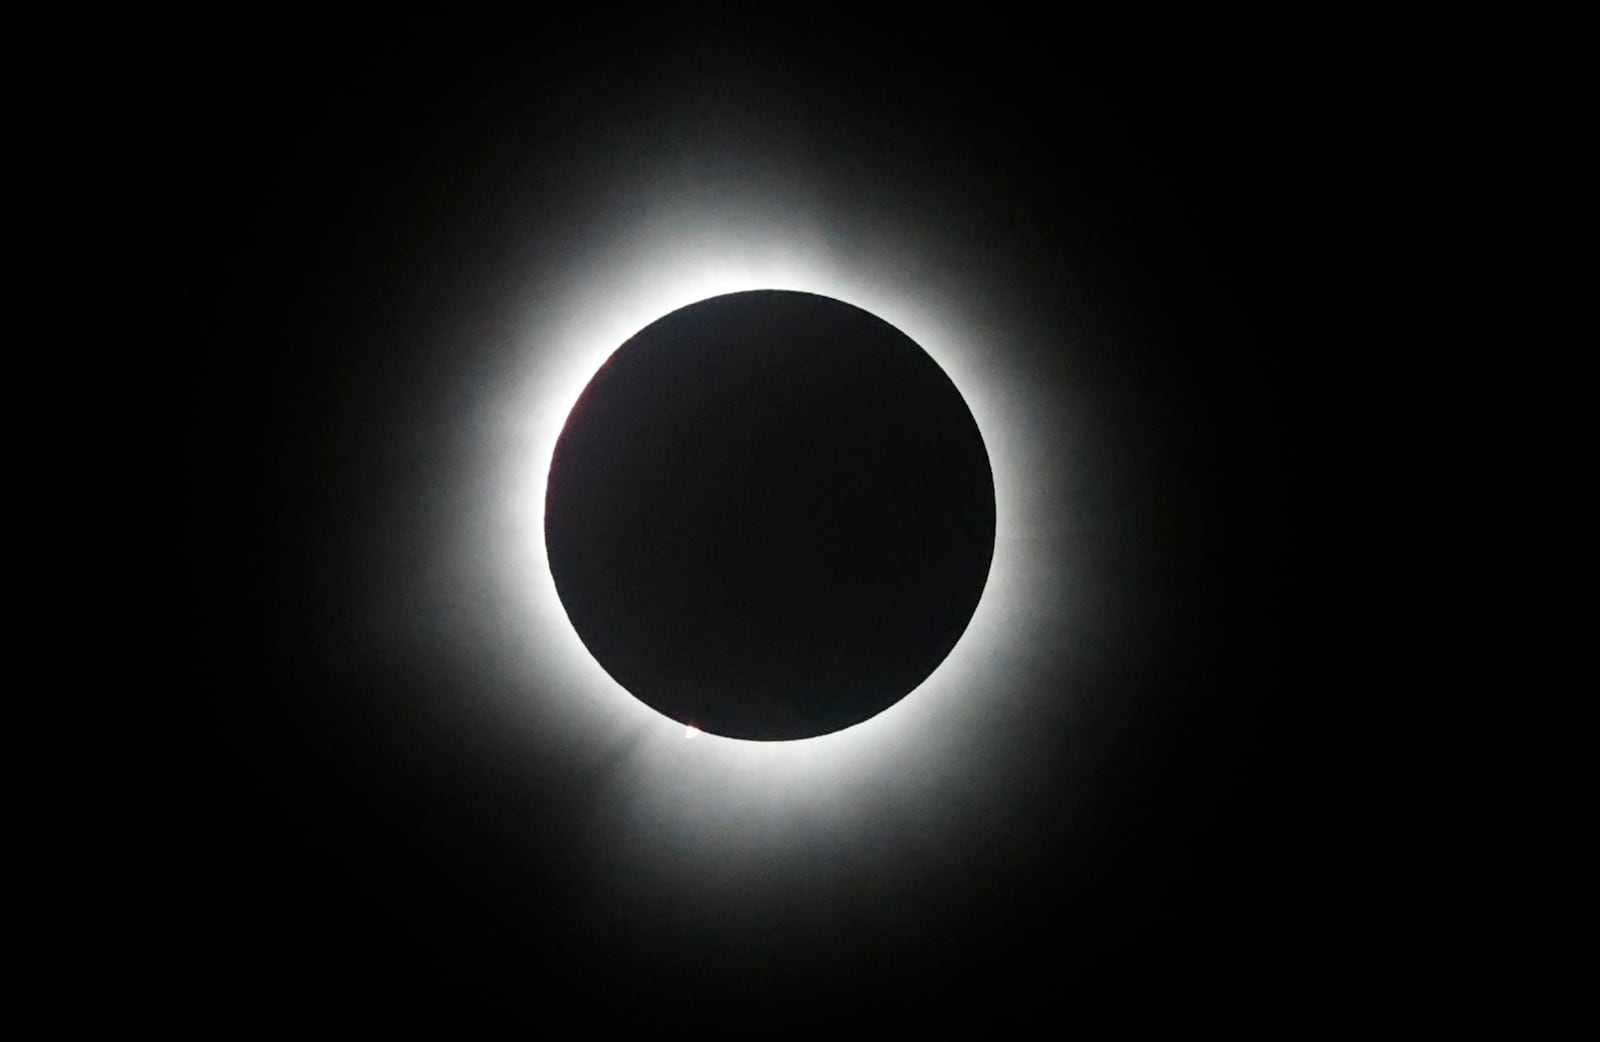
[473,193,1080,871]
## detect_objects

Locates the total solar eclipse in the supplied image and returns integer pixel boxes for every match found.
[545,290,996,740]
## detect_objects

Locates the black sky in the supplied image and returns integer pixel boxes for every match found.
[70,13,1432,1030]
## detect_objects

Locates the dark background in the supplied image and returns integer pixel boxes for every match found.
[69,12,1433,1030]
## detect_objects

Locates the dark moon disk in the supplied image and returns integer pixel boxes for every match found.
[545,290,995,740]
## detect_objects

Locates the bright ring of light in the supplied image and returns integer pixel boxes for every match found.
[473,198,1078,890]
